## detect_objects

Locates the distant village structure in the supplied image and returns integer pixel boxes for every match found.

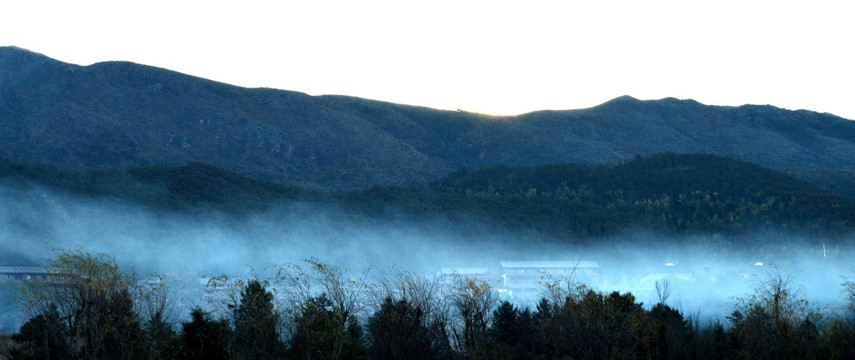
[0,267,54,282]
[3,256,770,307]
[500,260,600,297]
[437,260,602,299]
[434,258,773,303]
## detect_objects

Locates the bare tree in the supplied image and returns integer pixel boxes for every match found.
[367,266,443,322]
[741,267,809,325]
[447,275,497,360]
[274,258,368,360]
[729,266,819,359]
[136,274,179,328]
[366,266,451,359]
[136,273,180,360]
[203,266,266,319]
[538,260,590,305]
[655,278,672,305]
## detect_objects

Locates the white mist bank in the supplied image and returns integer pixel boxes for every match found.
[2,184,854,331]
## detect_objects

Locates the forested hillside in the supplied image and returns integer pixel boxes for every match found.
[345,153,855,237]
[2,153,853,238]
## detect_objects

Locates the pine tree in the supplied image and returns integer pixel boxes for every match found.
[232,280,281,359]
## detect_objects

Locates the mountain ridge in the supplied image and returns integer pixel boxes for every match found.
[2,46,854,191]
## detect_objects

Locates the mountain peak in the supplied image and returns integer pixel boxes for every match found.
[614,95,640,101]
[590,96,713,113]
[0,46,69,86]
[601,95,641,105]
[0,45,36,54]
[0,46,55,63]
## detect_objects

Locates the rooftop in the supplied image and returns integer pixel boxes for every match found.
[500,260,599,269]
[0,266,49,274]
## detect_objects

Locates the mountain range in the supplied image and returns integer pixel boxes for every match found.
[2,46,855,192]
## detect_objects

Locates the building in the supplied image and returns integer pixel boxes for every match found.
[0,266,54,282]
[500,260,600,296]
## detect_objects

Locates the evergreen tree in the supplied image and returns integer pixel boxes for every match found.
[232,280,280,359]
[367,297,438,360]
[178,308,231,360]
[10,305,70,360]
[288,294,346,360]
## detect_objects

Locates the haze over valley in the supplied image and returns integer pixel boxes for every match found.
[2,47,855,358]
[2,179,853,333]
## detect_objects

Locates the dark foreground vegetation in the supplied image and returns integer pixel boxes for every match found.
[2,153,855,239]
[4,249,855,359]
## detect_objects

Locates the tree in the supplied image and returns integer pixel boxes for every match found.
[843,277,855,318]
[9,305,70,360]
[489,301,520,347]
[649,303,695,359]
[232,279,281,359]
[823,318,855,360]
[177,307,232,360]
[367,267,452,360]
[447,276,497,360]
[343,316,369,360]
[276,258,368,360]
[16,248,148,360]
[489,300,536,359]
[367,297,438,360]
[729,268,818,359]
[97,287,147,359]
[288,294,350,360]
[136,274,180,360]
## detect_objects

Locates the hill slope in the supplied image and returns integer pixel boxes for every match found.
[4,153,851,237]
[346,153,855,236]
[3,46,855,191]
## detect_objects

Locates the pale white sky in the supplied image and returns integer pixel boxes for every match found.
[2,0,853,119]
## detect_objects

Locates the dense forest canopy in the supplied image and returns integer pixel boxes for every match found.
[4,153,851,239]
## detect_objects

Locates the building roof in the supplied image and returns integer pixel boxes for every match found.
[439,267,491,275]
[500,260,599,269]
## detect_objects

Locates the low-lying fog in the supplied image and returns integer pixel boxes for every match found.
[2,184,854,332]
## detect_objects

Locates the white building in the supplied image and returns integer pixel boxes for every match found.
[500,260,600,294]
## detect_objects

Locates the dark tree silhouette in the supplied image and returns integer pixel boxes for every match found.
[178,307,232,360]
[367,297,438,360]
[10,305,70,360]
[232,280,281,359]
